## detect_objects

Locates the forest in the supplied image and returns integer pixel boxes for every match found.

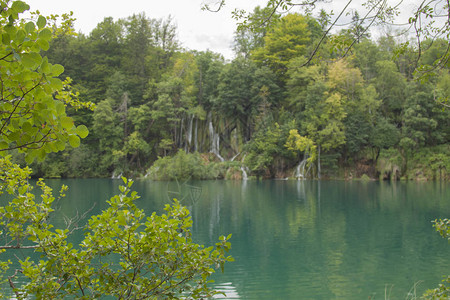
[19,7,450,181]
[0,1,448,298]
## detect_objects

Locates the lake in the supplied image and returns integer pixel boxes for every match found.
[8,179,450,299]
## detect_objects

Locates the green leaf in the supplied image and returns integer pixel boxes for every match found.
[37,148,46,160]
[0,141,9,151]
[76,125,89,138]
[38,28,52,41]
[68,135,80,148]
[21,53,36,68]
[22,121,33,133]
[118,214,127,226]
[61,116,73,130]
[10,1,30,13]
[55,101,65,115]
[4,24,16,35]
[25,21,35,34]
[1,33,10,45]
[37,38,49,51]
[8,131,20,142]
[55,140,66,151]
[37,16,46,29]
[40,57,50,73]
[51,64,64,76]
[24,153,35,164]
[16,29,26,43]
[48,78,63,90]
[20,52,42,69]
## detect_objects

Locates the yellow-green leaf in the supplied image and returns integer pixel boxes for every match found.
[37,16,46,29]
[68,135,80,148]
[37,38,49,51]
[0,141,9,151]
[10,1,29,13]
[48,78,63,90]
[25,21,35,34]
[61,116,73,130]
[38,28,52,41]
[2,33,10,45]
[51,64,64,76]
[76,125,89,138]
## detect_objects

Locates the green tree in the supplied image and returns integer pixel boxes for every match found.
[287,60,347,177]
[85,17,124,102]
[214,0,450,80]
[285,129,317,167]
[373,60,407,123]
[351,39,382,81]
[399,84,449,175]
[152,62,196,153]
[92,99,124,174]
[244,123,293,178]
[215,57,279,142]
[370,117,400,162]
[121,13,153,103]
[252,13,320,82]
[233,6,279,58]
[194,50,224,110]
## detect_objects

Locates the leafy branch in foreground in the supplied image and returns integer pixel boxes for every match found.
[0,0,93,163]
[0,159,233,299]
[423,219,450,299]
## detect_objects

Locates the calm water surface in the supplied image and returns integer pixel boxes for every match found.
[29,180,450,299]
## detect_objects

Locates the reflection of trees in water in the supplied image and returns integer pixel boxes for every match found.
[166,179,202,206]
[201,180,450,299]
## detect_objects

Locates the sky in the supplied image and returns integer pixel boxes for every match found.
[25,0,267,59]
[24,0,423,60]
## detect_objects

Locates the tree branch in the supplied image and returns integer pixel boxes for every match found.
[302,0,353,66]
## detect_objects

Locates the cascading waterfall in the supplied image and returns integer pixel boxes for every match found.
[111,172,123,179]
[178,117,184,148]
[208,118,224,162]
[194,118,198,152]
[230,152,240,162]
[240,166,248,180]
[185,114,194,152]
[294,153,311,179]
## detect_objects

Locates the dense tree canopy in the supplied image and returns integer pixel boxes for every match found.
[18,0,445,182]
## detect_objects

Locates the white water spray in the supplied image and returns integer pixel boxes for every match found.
[294,153,311,179]
[208,118,224,162]
[240,166,248,180]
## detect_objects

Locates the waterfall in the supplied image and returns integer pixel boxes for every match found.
[240,166,248,180]
[231,152,240,162]
[111,172,123,179]
[194,118,198,152]
[185,115,194,152]
[208,118,224,162]
[294,153,310,179]
[179,117,184,148]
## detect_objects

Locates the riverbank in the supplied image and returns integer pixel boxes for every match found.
[142,145,449,182]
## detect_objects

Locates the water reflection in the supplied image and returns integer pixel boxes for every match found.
[35,179,450,299]
[213,282,240,299]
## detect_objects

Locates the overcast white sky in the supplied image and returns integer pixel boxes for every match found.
[24,0,267,59]
[24,0,423,60]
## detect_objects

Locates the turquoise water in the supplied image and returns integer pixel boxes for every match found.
[7,179,450,299]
